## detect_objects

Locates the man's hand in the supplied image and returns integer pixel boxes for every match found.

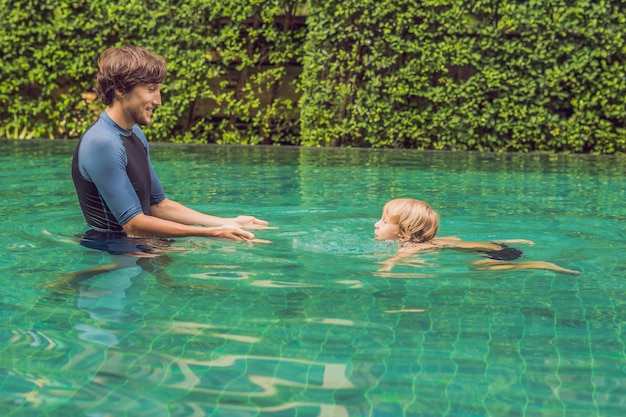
[212,225,256,240]
[210,226,272,243]
[230,216,277,230]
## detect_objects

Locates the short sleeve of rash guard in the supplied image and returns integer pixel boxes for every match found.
[78,130,164,226]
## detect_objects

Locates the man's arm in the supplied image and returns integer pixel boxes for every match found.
[122,211,256,240]
[149,198,270,229]
[121,198,272,240]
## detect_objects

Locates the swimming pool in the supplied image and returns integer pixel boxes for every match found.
[1,139,624,416]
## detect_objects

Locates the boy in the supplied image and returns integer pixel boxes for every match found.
[375,198,579,275]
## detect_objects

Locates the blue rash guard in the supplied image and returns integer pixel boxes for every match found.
[72,111,166,235]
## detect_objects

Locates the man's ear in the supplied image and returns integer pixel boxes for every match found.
[114,88,126,101]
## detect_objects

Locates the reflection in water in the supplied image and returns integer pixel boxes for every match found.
[44,239,229,352]
[305,317,356,327]
[251,279,323,288]
[373,271,437,279]
[190,266,252,281]
[75,264,143,346]
[36,333,358,416]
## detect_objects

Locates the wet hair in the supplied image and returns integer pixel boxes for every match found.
[95,46,167,105]
[383,198,440,243]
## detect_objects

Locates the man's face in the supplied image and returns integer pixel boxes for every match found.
[120,83,162,127]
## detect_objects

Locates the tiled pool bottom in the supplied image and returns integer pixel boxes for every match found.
[1,140,625,416]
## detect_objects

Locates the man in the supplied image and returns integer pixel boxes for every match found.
[72,46,270,251]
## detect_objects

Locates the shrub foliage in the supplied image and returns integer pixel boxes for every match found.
[0,0,624,152]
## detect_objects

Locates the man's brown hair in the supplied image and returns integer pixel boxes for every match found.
[95,46,167,105]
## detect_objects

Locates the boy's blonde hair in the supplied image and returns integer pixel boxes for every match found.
[383,198,440,243]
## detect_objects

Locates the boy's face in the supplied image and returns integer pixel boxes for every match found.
[118,83,162,128]
[374,212,400,240]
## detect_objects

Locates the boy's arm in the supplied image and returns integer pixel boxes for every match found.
[377,243,429,272]
[491,239,535,245]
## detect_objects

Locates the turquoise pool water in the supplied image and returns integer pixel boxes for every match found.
[1,139,624,416]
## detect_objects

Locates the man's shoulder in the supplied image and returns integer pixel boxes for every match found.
[78,123,126,162]
[81,117,124,147]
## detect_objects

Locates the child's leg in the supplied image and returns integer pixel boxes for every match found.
[470,259,580,275]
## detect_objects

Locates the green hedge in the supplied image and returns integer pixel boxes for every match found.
[1,0,625,152]
[301,0,626,152]
[0,0,305,144]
